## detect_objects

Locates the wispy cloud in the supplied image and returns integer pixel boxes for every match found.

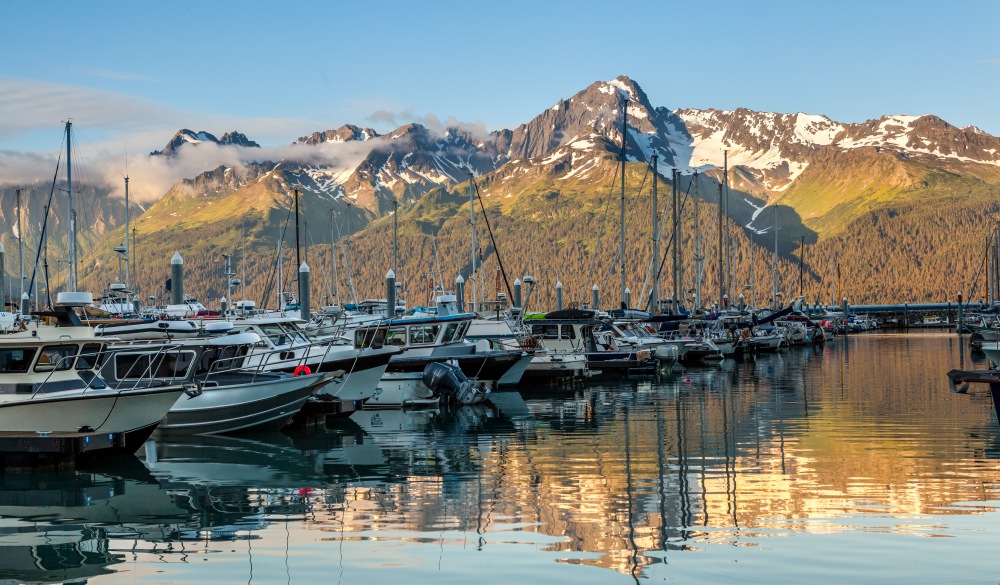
[980,59,1000,66]
[0,78,492,204]
[364,108,493,141]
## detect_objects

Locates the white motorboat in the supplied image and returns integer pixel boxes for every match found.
[233,315,399,402]
[0,296,185,452]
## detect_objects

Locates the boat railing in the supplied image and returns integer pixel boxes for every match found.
[249,340,329,380]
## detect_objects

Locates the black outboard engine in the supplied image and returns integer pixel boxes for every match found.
[421,362,489,406]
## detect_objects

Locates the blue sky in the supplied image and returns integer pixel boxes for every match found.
[2,0,998,158]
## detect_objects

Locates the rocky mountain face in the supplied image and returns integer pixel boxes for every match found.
[295,124,378,145]
[8,75,999,304]
[150,129,261,156]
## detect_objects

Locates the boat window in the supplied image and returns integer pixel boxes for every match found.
[0,347,37,373]
[153,351,196,379]
[258,324,290,346]
[355,327,386,349]
[453,322,469,342]
[409,325,440,346]
[385,327,407,346]
[561,325,577,340]
[76,343,106,370]
[442,323,458,343]
[530,324,560,339]
[115,353,152,379]
[34,344,78,372]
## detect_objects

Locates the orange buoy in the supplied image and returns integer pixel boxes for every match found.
[293,364,312,376]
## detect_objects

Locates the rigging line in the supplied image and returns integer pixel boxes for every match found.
[472,179,514,303]
[967,231,992,302]
[599,161,650,297]
[305,227,333,302]
[582,160,621,304]
[609,162,652,284]
[259,204,294,309]
[639,169,682,305]
[28,144,64,299]
[644,173,696,311]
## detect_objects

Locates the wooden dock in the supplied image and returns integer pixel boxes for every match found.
[0,430,127,469]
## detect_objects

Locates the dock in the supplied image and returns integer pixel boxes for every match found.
[0,430,127,469]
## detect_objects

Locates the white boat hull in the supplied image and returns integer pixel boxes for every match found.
[0,386,184,449]
[367,372,438,408]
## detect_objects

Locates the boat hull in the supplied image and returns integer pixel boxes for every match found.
[157,374,323,435]
[0,386,184,452]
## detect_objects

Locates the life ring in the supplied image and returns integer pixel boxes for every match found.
[523,336,536,348]
[741,330,749,339]
[293,364,312,377]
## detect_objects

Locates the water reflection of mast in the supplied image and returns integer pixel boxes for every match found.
[721,375,739,529]
[623,405,640,584]
[675,381,695,538]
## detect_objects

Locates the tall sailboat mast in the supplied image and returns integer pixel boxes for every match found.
[672,169,679,312]
[15,188,24,301]
[65,121,78,291]
[772,205,778,307]
[693,172,703,310]
[651,155,659,313]
[619,98,628,308]
[469,173,476,311]
[124,176,130,289]
[723,150,730,303]
[717,181,724,308]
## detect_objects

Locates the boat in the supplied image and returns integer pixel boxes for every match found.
[233,314,399,402]
[349,296,530,406]
[522,311,657,376]
[99,330,334,435]
[981,342,1000,368]
[0,294,185,452]
[466,317,589,381]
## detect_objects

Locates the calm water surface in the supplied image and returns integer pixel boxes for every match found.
[3,333,1000,584]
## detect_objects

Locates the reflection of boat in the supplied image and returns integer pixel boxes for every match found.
[142,429,388,486]
[0,466,188,584]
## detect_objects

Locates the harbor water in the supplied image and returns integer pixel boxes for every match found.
[3,332,1000,584]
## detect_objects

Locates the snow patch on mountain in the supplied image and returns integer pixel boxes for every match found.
[792,114,843,145]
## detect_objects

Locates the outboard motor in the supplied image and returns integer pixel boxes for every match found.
[421,362,489,406]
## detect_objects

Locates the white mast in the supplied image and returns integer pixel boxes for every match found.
[124,176,130,289]
[772,205,779,307]
[65,121,78,291]
[15,188,23,301]
[651,155,659,312]
[694,172,703,311]
[469,173,476,312]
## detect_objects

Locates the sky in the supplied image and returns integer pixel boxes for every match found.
[2,0,998,197]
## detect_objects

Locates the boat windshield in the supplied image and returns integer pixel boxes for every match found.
[76,343,106,370]
[0,347,38,373]
[34,344,79,373]
[257,323,307,346]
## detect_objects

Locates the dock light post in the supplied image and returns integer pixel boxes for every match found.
[958,292,964,335]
